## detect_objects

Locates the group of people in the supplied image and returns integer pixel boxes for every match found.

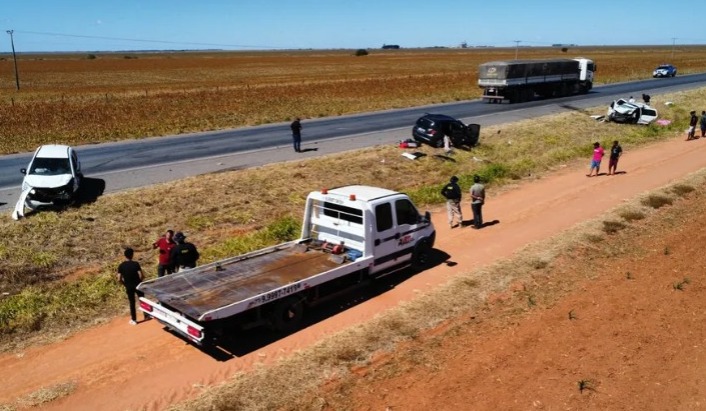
[152,229,200,276]
[116,229,200,325]
[686,110,706,141]
[441,175,486,229]
[587,140,623,177]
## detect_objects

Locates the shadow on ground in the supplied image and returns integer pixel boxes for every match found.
[74,177,106,206]
[461,219,500,229]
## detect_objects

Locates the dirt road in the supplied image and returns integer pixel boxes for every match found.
[2,134,706,410]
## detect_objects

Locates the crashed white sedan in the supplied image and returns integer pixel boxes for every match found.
[606,99,658,125]
[12,144,82,220]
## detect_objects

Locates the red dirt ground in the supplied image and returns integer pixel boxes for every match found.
[3,134,706,410]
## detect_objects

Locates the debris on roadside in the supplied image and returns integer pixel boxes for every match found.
[401,152,425,160]
[397,139,419,148]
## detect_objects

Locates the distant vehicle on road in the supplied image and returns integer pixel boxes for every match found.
[412,114,480,148]
[12,144,82,219]
[478,57,595,103]
[653,64,677,78]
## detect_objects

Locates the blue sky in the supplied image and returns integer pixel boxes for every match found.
[1,0,703,52]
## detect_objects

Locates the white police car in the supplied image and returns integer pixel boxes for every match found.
[653,64,677,78]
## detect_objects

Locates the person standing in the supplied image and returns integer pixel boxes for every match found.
[441,176,463,228]
[586,142,605,177]
[443,134,452,155]
[700,110,706,138]
[291,117,302,152]
[687,111,698,140]
[152,229,175,277]
[117,247,145,325]
[470,175,485,229]
[170,232,200,272]
[608,140,623,176]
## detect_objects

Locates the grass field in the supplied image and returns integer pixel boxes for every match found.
[1,46,705,154]
[0,46,705,347]
[0,46,705,409]
[0,82,703,350]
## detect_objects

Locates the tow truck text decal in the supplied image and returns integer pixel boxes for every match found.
[249,282,303,307]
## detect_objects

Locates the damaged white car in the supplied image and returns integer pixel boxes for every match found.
[12,144,82,220]
[605,99,658,125]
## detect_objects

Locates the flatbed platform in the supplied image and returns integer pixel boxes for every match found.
[139,242,351,320]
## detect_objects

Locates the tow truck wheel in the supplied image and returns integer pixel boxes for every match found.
[412,238,432,270]
[270,296,305,333]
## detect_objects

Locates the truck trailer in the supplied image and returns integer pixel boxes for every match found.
[478,57,595,103]
[137,185,436,347]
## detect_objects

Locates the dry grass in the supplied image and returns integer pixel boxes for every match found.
[172,163,706,411]
[618,209,646,222]
[602,220,627,234]
[1,46,706,153]
[10,381,77,408]
[1,85,703,349]
[642,193,674,209]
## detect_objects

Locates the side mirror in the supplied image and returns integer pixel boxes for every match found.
[20,168,26,174]
[424,211,431,223]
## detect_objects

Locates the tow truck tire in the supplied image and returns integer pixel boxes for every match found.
[412,238,432,270]
[270,296,305,333]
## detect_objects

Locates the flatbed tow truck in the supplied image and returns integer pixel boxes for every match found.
[138,185,436,346]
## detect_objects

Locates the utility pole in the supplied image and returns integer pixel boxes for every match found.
[671,37,677,60]
[6,30,19,91]
[514,40,521,59]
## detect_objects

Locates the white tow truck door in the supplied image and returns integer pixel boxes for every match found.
[371,197,424,273]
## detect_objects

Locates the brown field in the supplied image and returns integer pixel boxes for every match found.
[0,46,705,154]
[0,44,705,409]
[0,83,702,352]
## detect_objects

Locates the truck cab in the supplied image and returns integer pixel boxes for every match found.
[574,57,595,90]
[304,185,436,274]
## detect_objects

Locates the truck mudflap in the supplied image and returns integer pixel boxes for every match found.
[139,297,205,345]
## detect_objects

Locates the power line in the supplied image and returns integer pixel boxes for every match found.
[14,30,285,50]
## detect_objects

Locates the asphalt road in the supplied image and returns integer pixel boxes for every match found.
[2,74,706,210]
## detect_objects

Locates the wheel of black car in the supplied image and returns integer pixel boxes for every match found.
[411,238,432,270]
[270,296,305,333]
[434,138,444,148]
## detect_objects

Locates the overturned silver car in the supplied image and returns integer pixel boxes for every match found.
[606,99,658,125]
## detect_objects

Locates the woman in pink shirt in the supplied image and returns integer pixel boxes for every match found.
[586,142,604,177]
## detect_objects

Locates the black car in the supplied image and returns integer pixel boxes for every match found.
[412,114,479,148]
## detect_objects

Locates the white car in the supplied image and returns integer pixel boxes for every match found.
[12,145,82,219]
[606,99,658,125]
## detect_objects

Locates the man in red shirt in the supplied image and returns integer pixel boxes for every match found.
[152,229,175,277]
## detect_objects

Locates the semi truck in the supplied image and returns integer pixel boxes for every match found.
[137,185,436,346]
[478,57,595,103]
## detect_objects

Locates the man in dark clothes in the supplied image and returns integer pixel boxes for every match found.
[117,247,145,325]
[170,232,200,272]
[608,140,623,176]
[441,175,463,228]
[291,117,302,152]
